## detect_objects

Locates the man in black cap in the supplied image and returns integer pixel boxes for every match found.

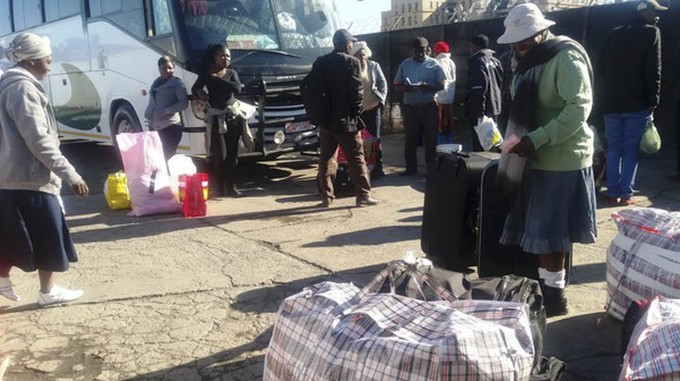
[393,37,446,176]
[597,0,667,206]
[311,29,378,207]
[466,33,503,151]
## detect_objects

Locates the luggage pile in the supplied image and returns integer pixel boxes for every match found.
[264,260,566,381]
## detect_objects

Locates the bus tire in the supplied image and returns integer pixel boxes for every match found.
[112,104,142,136]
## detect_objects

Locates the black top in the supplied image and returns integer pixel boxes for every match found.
[191,68,241,109]
[466,48,503,120]
[312,50,363,132]
[597,15,662,113]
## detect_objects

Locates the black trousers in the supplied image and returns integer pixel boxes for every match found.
[210,116,242,191]
[403,103,438,172]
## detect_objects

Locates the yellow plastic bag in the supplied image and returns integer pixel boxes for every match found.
[103,171,131,210]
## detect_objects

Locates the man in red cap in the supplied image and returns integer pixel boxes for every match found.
[433,41,457,144]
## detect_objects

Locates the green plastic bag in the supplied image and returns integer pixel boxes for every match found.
[639,117,661,154]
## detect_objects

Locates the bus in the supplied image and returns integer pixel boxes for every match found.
[0,0,341,158]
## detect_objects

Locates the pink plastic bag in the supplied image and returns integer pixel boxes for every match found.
[116,132,181,216]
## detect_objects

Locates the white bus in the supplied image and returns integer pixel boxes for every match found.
[0,0,341,157]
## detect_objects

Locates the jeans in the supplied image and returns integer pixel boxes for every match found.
[604,110,651,199]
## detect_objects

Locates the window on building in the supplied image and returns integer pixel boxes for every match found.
[415,3,418,11]
[45,0,80,22]
[401,3,404,13]
[408,3,411,12]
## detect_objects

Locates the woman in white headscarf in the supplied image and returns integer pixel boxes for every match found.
[0,32,89,306]
[351,41,387,179]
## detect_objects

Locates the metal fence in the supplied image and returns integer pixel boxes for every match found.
[357,0,680,150]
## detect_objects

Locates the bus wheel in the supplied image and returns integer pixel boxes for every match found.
[112,104,142,136]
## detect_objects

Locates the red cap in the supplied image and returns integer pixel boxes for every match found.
[434,41,450,54]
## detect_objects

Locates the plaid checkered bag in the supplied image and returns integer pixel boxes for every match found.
[605,208,680,320]
[620,296,680,381]
[264,261,535,381]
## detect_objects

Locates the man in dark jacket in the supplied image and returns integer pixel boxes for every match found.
[598,0,666,206]
[466,34,503,151]
[314,29,377,207]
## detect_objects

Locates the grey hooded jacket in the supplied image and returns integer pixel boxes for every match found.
[144,75,188,130]
[0,66,82,195]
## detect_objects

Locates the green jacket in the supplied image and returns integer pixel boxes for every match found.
[523,48,594,171]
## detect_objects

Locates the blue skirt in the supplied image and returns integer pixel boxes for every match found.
[499,167,597,254]
[0,189,78,272]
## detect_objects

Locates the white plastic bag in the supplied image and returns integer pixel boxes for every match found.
[474,116,503,151]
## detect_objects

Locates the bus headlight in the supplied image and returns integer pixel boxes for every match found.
[273,130,286,145]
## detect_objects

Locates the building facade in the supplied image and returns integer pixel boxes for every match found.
[381,0,590,31]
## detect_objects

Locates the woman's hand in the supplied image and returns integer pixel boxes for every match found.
[72,181,89,197]
[508,136,535,157]
[196,89,209,101]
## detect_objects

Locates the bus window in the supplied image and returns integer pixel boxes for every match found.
[88,0,145,39]
[45,0,80,22]
[152,0,173,35]
[13,0,43,30]
[0,0,11,35]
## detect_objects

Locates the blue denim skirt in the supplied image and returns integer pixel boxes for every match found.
[0,189,77,272]
[499,167,597,254]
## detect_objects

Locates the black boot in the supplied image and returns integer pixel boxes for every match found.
[541,284,569,317]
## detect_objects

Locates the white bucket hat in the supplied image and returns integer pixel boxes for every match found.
[497,3,555,44]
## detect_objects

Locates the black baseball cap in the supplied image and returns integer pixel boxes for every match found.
[333,29,357,48]
[471,34,490,49]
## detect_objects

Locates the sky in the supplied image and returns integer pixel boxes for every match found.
[335,0,392,35]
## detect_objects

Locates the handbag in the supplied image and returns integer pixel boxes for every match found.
[639,116,661,154]
[264,260,535,381]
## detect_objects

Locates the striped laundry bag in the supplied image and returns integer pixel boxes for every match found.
[605,208,680,320]
[263,261,535,381]
[620,296,680,381]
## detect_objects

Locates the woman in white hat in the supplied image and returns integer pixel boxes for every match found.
[0,32,89,306]
[495,3,597,317]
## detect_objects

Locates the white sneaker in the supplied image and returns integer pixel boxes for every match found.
[0,276,20,302]
[37,284,83,306]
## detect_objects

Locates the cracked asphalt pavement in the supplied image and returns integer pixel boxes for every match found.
[1,133,679,381]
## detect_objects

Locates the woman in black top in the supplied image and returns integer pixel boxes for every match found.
[191,43,243,197]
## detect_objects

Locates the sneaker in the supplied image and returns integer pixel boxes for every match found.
[356,196,379,207]
[541,285,569,317]
[0,277,20,302]
[37,284,83,307]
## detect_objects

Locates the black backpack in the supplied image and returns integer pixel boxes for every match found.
[300,62,332,127]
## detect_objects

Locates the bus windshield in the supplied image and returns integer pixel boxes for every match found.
[181,0,339,54]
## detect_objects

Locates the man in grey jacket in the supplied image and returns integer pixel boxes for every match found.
[0,33,89,306]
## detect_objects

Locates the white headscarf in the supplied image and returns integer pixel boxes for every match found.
[5,32,52,63]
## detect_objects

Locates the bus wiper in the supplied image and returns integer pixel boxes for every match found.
[232,49,301,64]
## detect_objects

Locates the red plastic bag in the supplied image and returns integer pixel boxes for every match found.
[182,173,207,218]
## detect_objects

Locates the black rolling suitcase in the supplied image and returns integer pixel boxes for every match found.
[421,151,499,270]
[477,160,572,283]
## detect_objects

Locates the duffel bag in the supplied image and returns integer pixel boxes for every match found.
[619,296,680,381]
[605,208,680,320]
[264,260,535,381]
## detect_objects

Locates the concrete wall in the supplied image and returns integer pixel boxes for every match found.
[358,1,680,153]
